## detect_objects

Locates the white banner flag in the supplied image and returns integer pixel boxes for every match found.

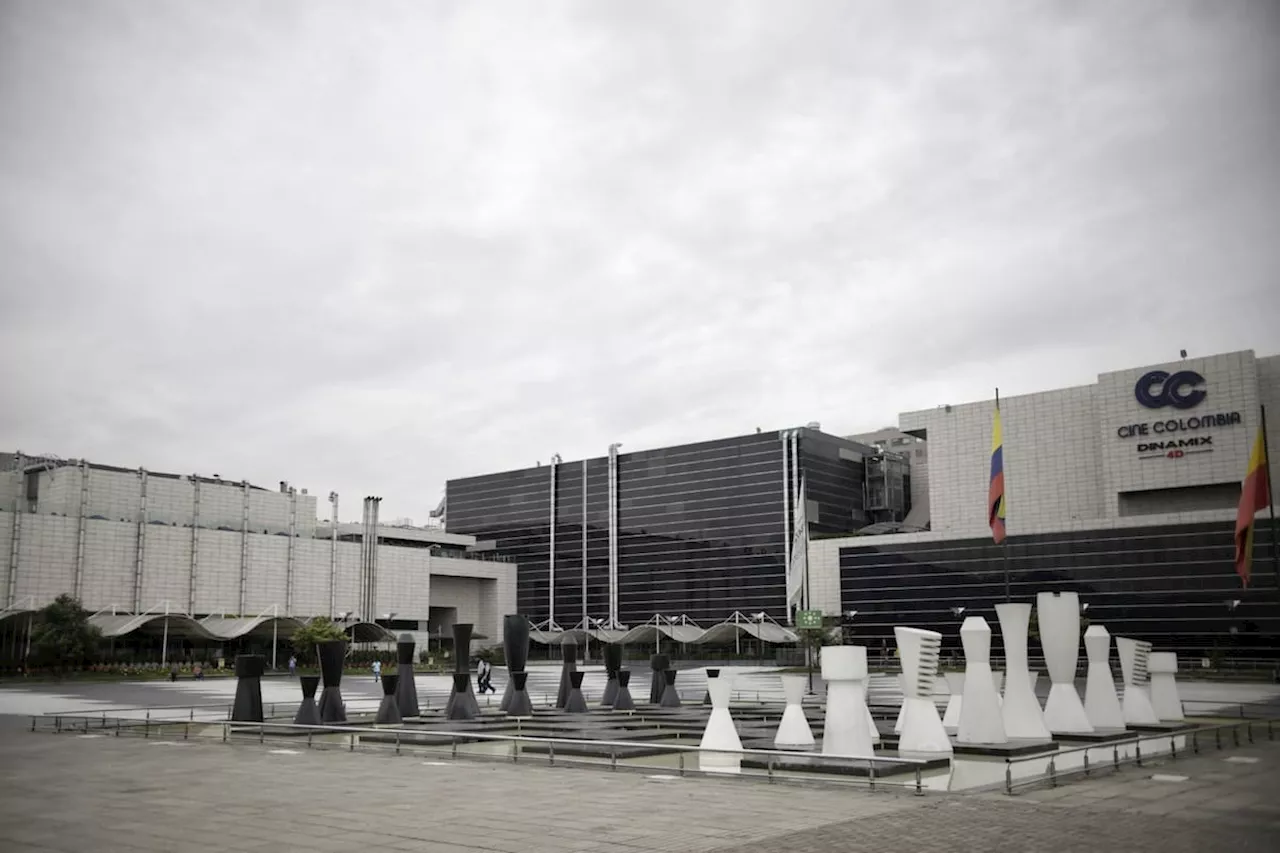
[787,477,808,610]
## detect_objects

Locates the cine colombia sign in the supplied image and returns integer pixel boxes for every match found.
[1118,369,1242,460]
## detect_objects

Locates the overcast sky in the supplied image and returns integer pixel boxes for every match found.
[2,0,1278,523]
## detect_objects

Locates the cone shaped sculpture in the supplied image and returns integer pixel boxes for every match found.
[648,654,669,705]
[565,671,589,713]
[376,673,402,724]
[699,670,743,773]
[942,672,964,734]
[1116,637,1159,725]
[294,674,321,726]
[506,671,533,717]
[394,633,420,718]
[660,670,682,707]
[447,673,477,720]
[231,654,265,723]
[612,669,635,711]
[893,672,907,734]
[1037,591,1094,734]
[774,673,815,749]
[601,643,622,707]
[500,615,530,712]
[1147,652,1184,721]
[1083,625,1125,730]
[957,617,1007,744]
[317,639,348,724]
[995,603,1051,740]
[895,627,952,756]
[556,639,578,709]
[821,646,875,757]
[703,667,719,706]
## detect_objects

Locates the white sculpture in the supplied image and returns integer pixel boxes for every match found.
[699,669,743,773]
[774,673,815,749]
[1037,591,1094,733]
[1116,637,1159,726]
[894,627,952,756]
[992,670,1005,706]
[1083,625,1124,730]
[893,672,906,734]
[1029,671,1040,694]
[1147,651,1184,722]
[820,646,875,757]
[957,617,1008,744]
[941,672,964,734]
[995,602,1051,739]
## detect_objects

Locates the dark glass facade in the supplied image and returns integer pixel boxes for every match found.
[839,521,1280,658]
[447,429,872,626]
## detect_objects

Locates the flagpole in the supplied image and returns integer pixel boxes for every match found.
[1260,405,1279,603]
[998,387,1010,603]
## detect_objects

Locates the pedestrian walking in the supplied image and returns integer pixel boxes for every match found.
[372,658,382,683]
[288,655,297,677]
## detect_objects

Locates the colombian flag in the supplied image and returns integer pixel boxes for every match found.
[989,404,1007,544]
[1234,426,1271,587]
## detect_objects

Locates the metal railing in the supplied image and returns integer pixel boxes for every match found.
[31,713,934,794]
[1002,717,1276,794]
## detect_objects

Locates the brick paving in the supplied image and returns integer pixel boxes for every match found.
[1,718,1278,852]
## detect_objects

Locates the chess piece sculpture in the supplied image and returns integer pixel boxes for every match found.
[565,671,589,713]
[1083,625,1125,730]
[894,627,952,756]
[1147,652,1184,722]
[376,673,402,725]
[601,643,623,707]
[499,615,531,713]
[557,639,579,709]
[1037,591,1094,733]
[648,654,670,705]
[231,654,265,723]
[506,671,534,717]
[995,602,1051,739]
[699,669,743,773]
[612,669,636,711]
[774,673,815,749]
[447,673,476,720]
[395,633,420,718]
[659,670,681,707]
[294,674,321,726]
[957,617,1007,744]
[317,639,348,724]
[1116,637,1159,725]
[447,624,481,719]
[942,672,964,735]
[820,646,874,757]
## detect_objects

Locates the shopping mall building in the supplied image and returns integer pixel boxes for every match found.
[447,349,1279,657]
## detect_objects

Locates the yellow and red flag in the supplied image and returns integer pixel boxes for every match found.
[1234,426,1271,587]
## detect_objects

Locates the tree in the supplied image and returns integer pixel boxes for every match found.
[290,617,347,666]
[30,594,102,669]
[797,617,843,688]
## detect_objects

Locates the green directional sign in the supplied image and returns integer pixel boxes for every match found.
[796,609,823,629]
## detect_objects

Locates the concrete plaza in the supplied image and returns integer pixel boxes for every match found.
[1,713,1278,853]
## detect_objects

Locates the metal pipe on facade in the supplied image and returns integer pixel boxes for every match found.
[73,460,89,600]
[189,475,201,614]
[328,492,338,619]
[370,496,381,623]
[134,468,148,613]
[285,487,297,615]
[781,430,792,596]
[790,429,803,611]
[359,497,370,622]
[549,454,560,626]
[607,443,622,626]
[581,459,587,630]
[238,480,250,616]
[5,499,20,608]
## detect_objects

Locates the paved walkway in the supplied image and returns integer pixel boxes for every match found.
[1,720,1277,852]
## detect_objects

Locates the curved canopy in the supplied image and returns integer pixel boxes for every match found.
[90,612,220,640]
[525,614,800,646]
[199,614,309,640]
[83,611,395,643]
[343,621,397,643]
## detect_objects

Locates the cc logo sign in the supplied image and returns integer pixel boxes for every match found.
[1134,370,1207,410]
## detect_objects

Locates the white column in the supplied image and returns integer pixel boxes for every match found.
[1037,591,1094,734]
[73,460,89,600]
[189,476,201,614]
[895,627,952,756]
[820,646,873,756]
[957,616,1007,744]
[238,480,250,615]
[774,673,815,749]
[995,602,1050,739]
[1083,625,1125,730]
[134,468,148,612]
[1147,652,1184,722]
[1116,637,1159,725]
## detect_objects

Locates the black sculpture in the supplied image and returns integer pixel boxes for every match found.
[660,669,681,707]
[376,673,402,724]
[566,671,589,713]
[612,669,635,711]
[648,654,670,704]
[231,654,265,723]
[317,639,348,724]
[294,674,321,725]
[601,643,622,707]
[499,615,530,713]
[447,673,477,720]
[446,624,481,719]
[556,639,578,709]
[506,671,534,717]
[394,633,419,718]
[703,668,720,706]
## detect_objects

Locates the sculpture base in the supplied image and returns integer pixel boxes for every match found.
[1043,683,1095,734]
[774,705,815,749]
[375,695,402,725]
[898,697,952,757]
[293,697,320,726]
[318,687,347,724]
